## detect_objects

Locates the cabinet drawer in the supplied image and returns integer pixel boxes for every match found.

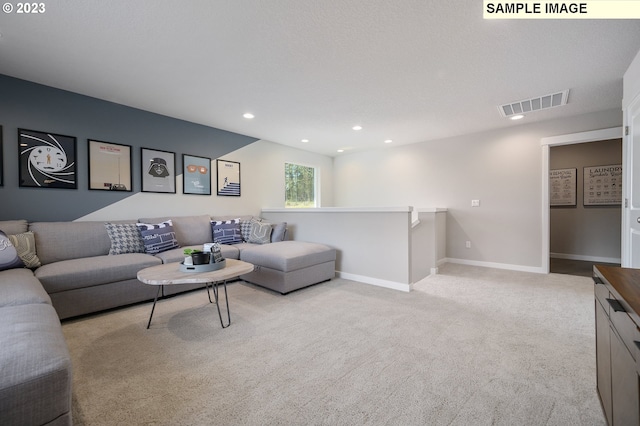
[595,281,610,315]
[609,303,640,362]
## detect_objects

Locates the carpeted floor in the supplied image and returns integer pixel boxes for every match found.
[62,264,606,425]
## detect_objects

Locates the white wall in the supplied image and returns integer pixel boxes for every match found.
[78,140,334,221]
[333,109,623,271]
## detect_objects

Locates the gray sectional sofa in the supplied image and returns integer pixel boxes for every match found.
[0,214,335,425]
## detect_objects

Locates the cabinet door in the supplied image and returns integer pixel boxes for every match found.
[610,326,639,425]
[596,299,613,425]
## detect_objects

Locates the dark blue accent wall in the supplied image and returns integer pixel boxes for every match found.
[0,75,259,221]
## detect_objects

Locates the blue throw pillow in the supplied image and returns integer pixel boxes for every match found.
[211,219,243,245]
[0,230,25,271]
[136,220,179,254]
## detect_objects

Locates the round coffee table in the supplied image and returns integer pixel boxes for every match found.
[137,258,254,329]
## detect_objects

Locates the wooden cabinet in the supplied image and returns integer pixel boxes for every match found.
[594,265,640,425]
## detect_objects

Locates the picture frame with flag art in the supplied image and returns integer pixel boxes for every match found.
[216,159,240,196]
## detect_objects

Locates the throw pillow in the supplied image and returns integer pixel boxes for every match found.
[248,221,272,244]
[240,217,262,242]
[8,231,41,268]
[211,219,243,245]
[0,230,25,271]
[105,223,146,255]
[271,222,287,242]
[136,220,179,254]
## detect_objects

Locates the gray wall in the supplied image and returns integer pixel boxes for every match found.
[0,74,259,221]
[550,139,622,262]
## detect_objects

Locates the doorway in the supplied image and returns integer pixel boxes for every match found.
[549,140,622,276]
[541,127,623,274]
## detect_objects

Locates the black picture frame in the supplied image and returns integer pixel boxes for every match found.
[18,128,77,189]
[141,147,176,193]
[216,159,241,196]
[0,125,3,187]
[88,139,133,191]
[183,154,212,195]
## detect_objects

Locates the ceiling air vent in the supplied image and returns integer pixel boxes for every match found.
[498,90,570,118]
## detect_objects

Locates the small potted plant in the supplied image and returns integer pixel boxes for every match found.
[184,248,210,265]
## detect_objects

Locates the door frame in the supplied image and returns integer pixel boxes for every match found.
[540,126,623,273]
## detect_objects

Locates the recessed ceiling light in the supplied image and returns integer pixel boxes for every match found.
[243,113,254,119]
[337,149,344,153]
[301,139,309,143]
[384,139,393,144]
[510,114,524,120]
[352,125,362,131]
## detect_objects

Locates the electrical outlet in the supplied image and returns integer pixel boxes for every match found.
[471,199,480,207]
[465,241,471,249]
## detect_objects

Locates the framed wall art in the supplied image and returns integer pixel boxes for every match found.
[141,148,176,193]
[183,154,211,195]
[549,168,576,207]
[0,125,3,187]
[216,159,240,196]
[88,140,132,191]
[584,164,622,206]
[18,128,77,189]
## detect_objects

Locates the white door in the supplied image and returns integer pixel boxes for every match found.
[622,93,640,267]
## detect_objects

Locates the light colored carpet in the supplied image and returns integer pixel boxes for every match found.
[62,264,605,425]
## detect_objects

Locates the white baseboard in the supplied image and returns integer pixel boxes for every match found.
[444,258,546,274]
[336,271,411,292]
[550,252,621,264]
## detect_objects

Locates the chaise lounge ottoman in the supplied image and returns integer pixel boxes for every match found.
[239,241,336,294]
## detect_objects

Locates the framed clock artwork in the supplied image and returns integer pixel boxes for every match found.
[18,129,77,189]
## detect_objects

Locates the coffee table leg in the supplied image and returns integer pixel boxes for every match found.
[146,285,163,329]
[212,280,231,328]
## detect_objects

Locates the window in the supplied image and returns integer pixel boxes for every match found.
[285,163,317,208]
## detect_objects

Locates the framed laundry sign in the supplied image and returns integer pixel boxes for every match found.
[550,168,576,207]
[584,164,622,206]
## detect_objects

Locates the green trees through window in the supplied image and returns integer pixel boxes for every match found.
[285,163,316,208]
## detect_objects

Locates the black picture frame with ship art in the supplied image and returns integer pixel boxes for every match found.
[88,139,133,192]
[141,147,176,193]
[18,128,77,189]
[216,159,241,196]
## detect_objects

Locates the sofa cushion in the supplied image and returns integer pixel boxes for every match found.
[35,253,161,293]
[138,215,212,246]
[240,241,336,272]
[248,221,272,244]
[0,268,51,307]
[271,222,287,242]
[240,217,262,242]
[136,220,179,254]
[211,219,243,244]
[105,223,146,255]
[8,232,41,269]
[0,220,28,235]
[0,304,72,426]
[0,230,24,271]
[29,221,115,265]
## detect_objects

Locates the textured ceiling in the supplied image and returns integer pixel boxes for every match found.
[1,1,639,156]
